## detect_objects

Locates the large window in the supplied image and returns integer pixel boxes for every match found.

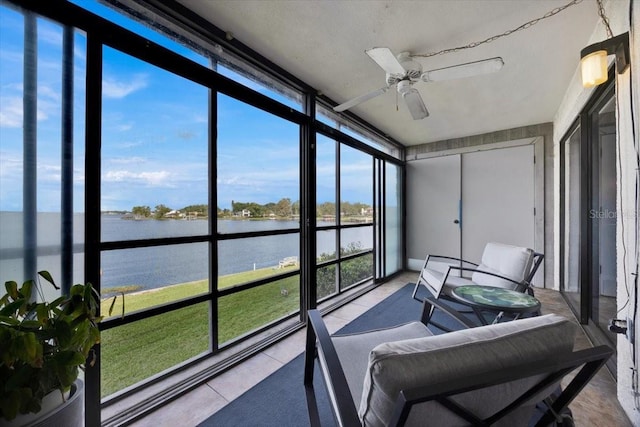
[0,1,405,424]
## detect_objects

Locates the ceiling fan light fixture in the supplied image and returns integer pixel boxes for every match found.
[579,32,629,88]
[422,57,504,82]
[401,88,429,120]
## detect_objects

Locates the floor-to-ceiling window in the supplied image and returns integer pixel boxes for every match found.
[0,1,404,424]
[561,77,617,375]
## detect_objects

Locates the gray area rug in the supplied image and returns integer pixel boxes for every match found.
[199,283,552,426]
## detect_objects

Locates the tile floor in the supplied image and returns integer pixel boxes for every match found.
[130,271,632,427]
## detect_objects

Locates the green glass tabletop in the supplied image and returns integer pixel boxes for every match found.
[452,285,540,311]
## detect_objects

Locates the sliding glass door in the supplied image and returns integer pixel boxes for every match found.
[560,80,617,375]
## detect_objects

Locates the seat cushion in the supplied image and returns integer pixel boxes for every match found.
[331,321,432,409]
[358,314,576,427]
[471,242,534,289]
[420,266,472,297]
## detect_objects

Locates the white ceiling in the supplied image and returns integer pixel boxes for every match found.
[177,0,599,147]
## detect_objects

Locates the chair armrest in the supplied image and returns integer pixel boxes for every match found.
[305,310,360,426]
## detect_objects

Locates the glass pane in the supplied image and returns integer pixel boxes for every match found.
[562,125,581,313]
[218,65,302,111]
[0,9,86,293]
[101,243,209,317]
[316,134,336,224]
[218,277,300,344]
[218,234,300,287]
[316,264,337,301]
[385,162,402,275]
[100,47,209,240]
[316,104,400,158]
[217,94,300,232]
[591,97,616,344]
[340,144,373,224]
[340,254,373,288]
[70,0,209,66]
[101,302,210,397]
[317,229,337,262]
[340,226,373,255]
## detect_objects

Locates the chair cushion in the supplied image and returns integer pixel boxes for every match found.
[358,314,576,427]
[331,321,432,409]
[471,242,534,289]
[420,266,472,297]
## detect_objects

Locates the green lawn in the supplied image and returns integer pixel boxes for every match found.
[99,266,299,397]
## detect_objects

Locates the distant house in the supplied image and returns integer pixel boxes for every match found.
[165,210,181,218]
[241,209,251,217]
[361,207,374,216]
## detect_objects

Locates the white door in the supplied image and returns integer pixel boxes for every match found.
[406,155,461,265]
[461,145,535,264]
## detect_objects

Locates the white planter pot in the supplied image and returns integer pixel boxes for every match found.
[1,380,84,427]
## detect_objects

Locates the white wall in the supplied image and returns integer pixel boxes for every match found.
[552,0,639,422]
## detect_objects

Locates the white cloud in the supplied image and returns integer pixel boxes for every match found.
[116,123,133,132]
[0,97,23,127]
[109,157,146,165]
[103,170,174,187]
[102,74,148,99]
[38,85,60,102]
[0,96,50,127]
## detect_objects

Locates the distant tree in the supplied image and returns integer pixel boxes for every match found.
[218,208,232,217]
[317,201,336,217]
[154,204,171,219]
[131,205,151,218]
[291,200,300,216]
[340,201,370,216]
[275,198,292,217]
[182,204,208,216]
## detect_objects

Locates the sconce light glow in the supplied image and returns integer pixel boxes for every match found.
[580,32,630,89]
[581,50,608,88]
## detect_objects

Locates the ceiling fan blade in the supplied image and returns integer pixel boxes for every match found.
[402,88,429,120]
[366,47,406,76]
[421,57,504,82]
[333,86,389,112]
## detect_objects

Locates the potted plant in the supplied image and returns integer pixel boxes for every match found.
[0,271,106,425]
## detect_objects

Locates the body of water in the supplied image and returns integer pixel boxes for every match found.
[0,212,372,292]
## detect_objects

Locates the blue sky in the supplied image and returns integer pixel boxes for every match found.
[0,1,373,213]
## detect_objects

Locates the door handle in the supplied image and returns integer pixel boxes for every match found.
[453,219,460,224]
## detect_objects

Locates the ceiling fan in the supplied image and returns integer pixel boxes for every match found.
[334,47,504,120]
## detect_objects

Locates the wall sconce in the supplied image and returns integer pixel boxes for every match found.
[580,32,630,88]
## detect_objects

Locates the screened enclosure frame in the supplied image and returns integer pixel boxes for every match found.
[2,1,406,425]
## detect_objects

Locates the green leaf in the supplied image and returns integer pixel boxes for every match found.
[4,364,33,391]
[0,314,20,326]
[19,320,42,329]
[38,270,59,290]
[54,350,85,366]
[54,320,72,348]
[18,279,33,301]
[21,332,38,361]
[4,280,18,300]
[0,300,25,317]
[36,303,49,322]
